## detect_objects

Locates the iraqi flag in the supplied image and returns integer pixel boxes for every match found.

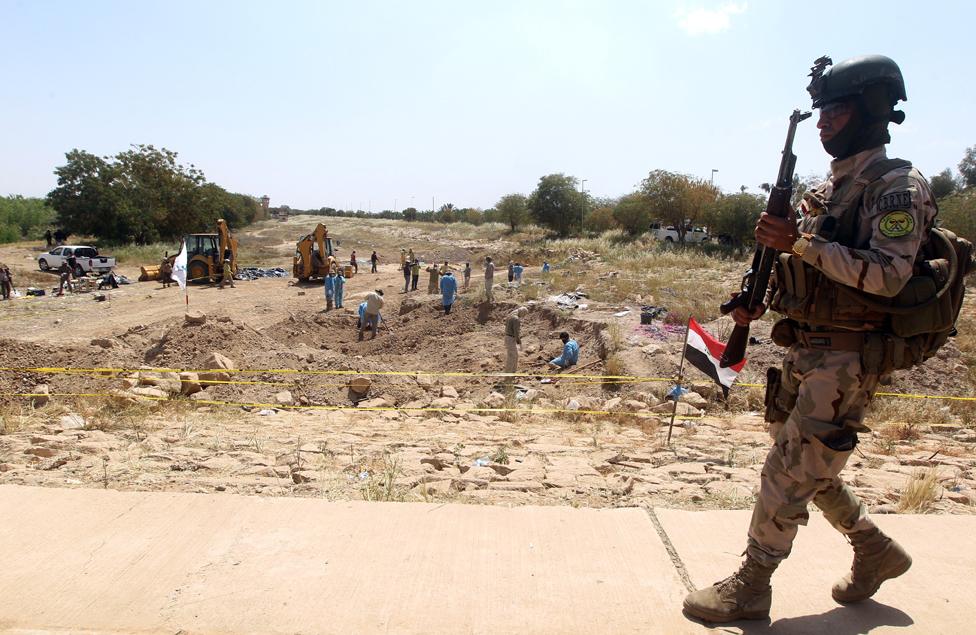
[685,317,745,398]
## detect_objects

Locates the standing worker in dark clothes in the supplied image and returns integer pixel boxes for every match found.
[411,258,421,291]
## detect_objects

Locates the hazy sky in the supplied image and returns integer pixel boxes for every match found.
[2,0,974,211]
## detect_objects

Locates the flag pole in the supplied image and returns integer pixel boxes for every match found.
[666,318,693,445]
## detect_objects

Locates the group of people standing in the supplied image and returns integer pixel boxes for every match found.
[323,269,346,311]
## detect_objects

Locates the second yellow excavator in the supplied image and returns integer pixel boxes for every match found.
[293,223,351,281]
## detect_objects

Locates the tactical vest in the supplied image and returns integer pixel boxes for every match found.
[768,158,974,372]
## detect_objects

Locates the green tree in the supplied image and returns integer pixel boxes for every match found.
[930,168,959,201]
[938,189,976,243]
[959,145,976,188]
[0,195,56,243]
[639,170,718,242]
[702,192,766,248]
[47,144,258,244]
[436,203,456,223]
[402,207,418,221]
[584,205,618,233]
[495,193,529,232]
[47,150,123,241]
[527,174,582,236]
[463,208,483,225]
[612,194,653,235]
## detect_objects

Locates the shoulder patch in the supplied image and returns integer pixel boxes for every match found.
[877,190,913,213]
[879,211,915,238]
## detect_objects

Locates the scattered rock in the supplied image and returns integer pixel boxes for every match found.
[199,352,236,383]
[130,386,167,399]
[400,298,424,315]
[59,413,87,430]
[565,398,581,411]
[604,397,623,411]
[621,399,648,412]
[179,372,202,395]
[275,390,294,405]
[481,392,506,408]
[24,447,57,458]
[416,374,435,390]
[0,463,16,472]
[429,397,456,409]
[292,470,317,484]
[359,397,393,409]
[91,338,114,349]
[651,401,702,417]
[682,391,708,409]
[184,311,207,325]
[30,384,50,408]
[348,376,372,396]
[440,385,459,399]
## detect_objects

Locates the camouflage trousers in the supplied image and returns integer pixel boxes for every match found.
[747,346,880,567]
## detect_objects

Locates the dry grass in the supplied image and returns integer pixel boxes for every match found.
[868,398,955,431]
[360,453,407,502]
[0,403,42,435]
[897,468,942,513]
[604,354,626,392]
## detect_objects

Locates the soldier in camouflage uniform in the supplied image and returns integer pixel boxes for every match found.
[684,55,931,623]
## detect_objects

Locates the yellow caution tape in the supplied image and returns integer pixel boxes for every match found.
[2,391,702,420]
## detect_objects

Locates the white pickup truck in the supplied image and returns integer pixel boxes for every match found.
[649,223,710,243]
[37,245,116,277]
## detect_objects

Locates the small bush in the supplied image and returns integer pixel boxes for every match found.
[897,468,941,513]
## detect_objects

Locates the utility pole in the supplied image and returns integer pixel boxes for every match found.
[580,179,588,234]
[710,169,718,186]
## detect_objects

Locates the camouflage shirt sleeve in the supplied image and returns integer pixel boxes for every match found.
[799,169,937,298]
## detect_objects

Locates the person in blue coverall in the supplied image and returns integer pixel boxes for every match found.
[549,332,579,369]
[334,270,345,308]
[323,271,336,311]
[440,271,458,315]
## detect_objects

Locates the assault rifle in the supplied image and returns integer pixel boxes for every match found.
[719,108,812,368]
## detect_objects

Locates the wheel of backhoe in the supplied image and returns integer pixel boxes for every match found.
[188,262,209,284]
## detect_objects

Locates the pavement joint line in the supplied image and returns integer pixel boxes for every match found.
[644,507,696,593]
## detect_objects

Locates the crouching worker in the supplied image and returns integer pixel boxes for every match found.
[98,269,119,290]
[358,289,384,340]
[549,332,579,369]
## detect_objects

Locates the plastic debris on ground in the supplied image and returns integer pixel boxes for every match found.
[667,385,690,400]
[472,458,490,467]
[548,291,589,310]
[236,267,289,281]
[633,322,684,340]
[640,305,668,324]
[257,409,277,416]
[613,310,631,317]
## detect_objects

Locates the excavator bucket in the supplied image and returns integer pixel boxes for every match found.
[139,265,161,282]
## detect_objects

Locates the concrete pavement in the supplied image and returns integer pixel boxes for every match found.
[0,485,973,634]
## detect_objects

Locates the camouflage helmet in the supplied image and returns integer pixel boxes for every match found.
[807,55,906,108]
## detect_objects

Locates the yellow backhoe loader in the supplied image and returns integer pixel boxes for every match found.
[293,223,352,281]
[140,219,238,284]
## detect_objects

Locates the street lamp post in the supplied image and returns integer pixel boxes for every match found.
[710,169,718,185]
[580,179,588,234]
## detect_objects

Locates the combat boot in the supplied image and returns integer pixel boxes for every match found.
[683,555,776,623]
[832,527,912,604]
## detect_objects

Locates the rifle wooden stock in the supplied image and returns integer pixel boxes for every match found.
[722,324,749,368]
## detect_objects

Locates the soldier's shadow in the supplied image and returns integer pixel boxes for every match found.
[735,600,913,634]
